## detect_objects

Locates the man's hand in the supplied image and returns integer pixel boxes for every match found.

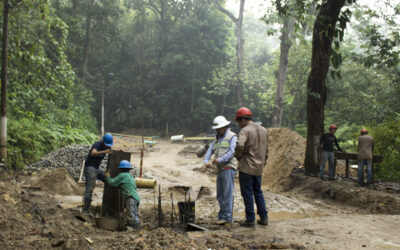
[105,170,110,177]
[212,158,219,165]
[203,162,212,169]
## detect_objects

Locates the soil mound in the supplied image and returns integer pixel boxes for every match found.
[27,168,83,195]
[263,128,305,192]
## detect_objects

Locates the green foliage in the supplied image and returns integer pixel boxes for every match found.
[1,0,97,168]
[7,118,97,169]
[368,117,400,181]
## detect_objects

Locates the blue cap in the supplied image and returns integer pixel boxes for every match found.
[118,160,132,169]
[103,133,113,147]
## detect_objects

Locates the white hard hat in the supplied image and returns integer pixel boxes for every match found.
[212,116,230,129]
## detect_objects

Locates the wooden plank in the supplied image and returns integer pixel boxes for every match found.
[334,152,383,163]
[186,186,202,202]
[345,159,349,178]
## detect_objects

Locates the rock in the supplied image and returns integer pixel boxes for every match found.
[26,145,141,180]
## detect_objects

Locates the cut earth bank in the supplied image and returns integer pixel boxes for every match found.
[0,128,399,249]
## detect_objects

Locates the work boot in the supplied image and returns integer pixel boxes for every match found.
[257,217,268,226]
[82,198,91,214]
[239,220,255,227]
[216,219,228,225]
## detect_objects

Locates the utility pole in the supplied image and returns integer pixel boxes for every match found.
[101,73,113,137]
[101,80,105,137]
[0,0,10,167]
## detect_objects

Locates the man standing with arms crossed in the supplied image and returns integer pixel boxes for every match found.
[234,107,269,227]
[357,128,374,186]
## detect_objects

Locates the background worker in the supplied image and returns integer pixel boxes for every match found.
[82,133,113,214]
[234,107,269,227]
[319,124,343,180]
[105,160,141,230]
[203,116,237,225]
[357,129,374,186]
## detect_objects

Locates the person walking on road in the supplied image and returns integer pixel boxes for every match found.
[82,133,113,214]
[203,116,237,225]
[357,129,374,186]
[319,124,343,180]
[234,107,269,227]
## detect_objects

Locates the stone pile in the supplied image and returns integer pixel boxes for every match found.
[26,145,107,181]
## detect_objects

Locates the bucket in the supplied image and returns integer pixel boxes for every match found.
[95,217,120,231]
[171,135,185,142]
[196,145,209,158]
[178,201,195,225]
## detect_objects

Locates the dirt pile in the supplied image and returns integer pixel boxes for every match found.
[263,128,306,192]
[289,172,400,214]
[26,168,83,196]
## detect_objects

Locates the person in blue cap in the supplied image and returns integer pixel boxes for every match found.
[105,160,141,230]
[82,133,113,214]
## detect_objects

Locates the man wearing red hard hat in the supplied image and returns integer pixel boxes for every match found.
[357,129,374,186]
[319,124,343,180]
[234,107,269,227]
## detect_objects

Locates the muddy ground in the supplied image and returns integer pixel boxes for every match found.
[1,128,400,249]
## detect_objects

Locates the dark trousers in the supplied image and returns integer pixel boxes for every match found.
[83,166,105,210]
[239,171,268,222]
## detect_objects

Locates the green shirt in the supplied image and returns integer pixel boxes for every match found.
[105,172,140,203]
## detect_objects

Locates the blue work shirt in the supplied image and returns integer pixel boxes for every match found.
[204,129,237,164]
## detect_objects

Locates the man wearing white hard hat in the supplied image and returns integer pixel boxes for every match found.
[203,116,237,225]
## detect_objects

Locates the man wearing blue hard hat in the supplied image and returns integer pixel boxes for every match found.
[105,160,141,230]
[82,133,113,214]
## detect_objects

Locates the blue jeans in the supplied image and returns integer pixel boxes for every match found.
[126,197,141,228]
[84,166,105,202]
[358,159,372,184]
[217,168,236,221]
[239,171,268,222]
[320,151,334,178]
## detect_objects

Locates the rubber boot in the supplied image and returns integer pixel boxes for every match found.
[82,198,92,214]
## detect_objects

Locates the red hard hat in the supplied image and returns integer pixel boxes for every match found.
[329,124,337,129]
[360,128,368,135]
[235,107,252,121]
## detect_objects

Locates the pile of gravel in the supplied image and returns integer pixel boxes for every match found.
[26,145,141,181]
[26,145,107,181]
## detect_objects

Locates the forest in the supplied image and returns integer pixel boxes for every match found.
[0,0,399,180]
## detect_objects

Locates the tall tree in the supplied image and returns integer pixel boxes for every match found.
[0,0,10,167]
[304,0,350,173]
[81,0,94,84]
[272,16,295,127]
[214,0,245,107]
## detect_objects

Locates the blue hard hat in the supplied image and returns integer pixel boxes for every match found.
[118,160,132,169]
[103,133,113,147]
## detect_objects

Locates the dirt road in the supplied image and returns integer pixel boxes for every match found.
[1,135,400,249]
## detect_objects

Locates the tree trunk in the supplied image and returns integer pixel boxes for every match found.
[304,0,347,173]
[272,16,295,127]
[0,0,9,167]
[236,0,245,107]
[81,0,94,84]
[214,0,245,107]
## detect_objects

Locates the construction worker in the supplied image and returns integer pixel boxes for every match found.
[105,160,141,230]
[234,107,269,227]
[203,116,237,225]
[357,129,374,186]
[82,133,113,214]
[319,124,343,180]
